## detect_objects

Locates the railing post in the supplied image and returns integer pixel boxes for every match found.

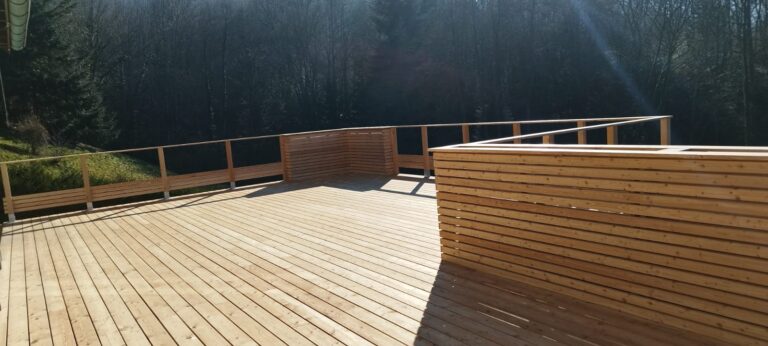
[79,155,94,211]
[607,126,618,145]
[660,118,671,145]
[157,147,170,199]
[279,135,290,182]
[577,121,587,144]
[1,163,15,223]
[389,127,399,175]
[421,126,430,178]
[461,124,470,143]
[543,135,554,144]
[512,123,522,144]
[225,140,236,189]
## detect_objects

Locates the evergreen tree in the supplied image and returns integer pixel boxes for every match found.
[0,0,116,146]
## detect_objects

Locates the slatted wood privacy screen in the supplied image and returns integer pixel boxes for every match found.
[281,129,396,180]
[281,130,348,180]
[347,129,397,175]
[432,145,768,345]
[397,154,432,170]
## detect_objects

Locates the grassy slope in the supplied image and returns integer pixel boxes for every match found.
[0,135,159,197]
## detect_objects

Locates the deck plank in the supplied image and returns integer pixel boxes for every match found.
[168,202,537,345]
[152,180,636,345]
[84,215,227,345]
[129,214,321,346]
[185,195,563,345]
[145,208,396,346]
[70,214,175,345]
[111,215,286,345]
[42,218,101,345]
[0,220,14,346]
[60,215,151,346]
[0,175,717,346]
[23,221,52,345]
[79,213,210,345]
[130,209,347,345]
[151,204,429,345]
[7,223,28,345]
[33,218,76,345]
[138,204,371,345]
[49,217,125,345]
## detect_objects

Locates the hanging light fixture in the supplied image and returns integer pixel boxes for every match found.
[1,0,31,51]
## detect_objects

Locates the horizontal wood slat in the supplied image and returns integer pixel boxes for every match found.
[169,169,230,190]
[233,162,284,180]
[433,159,768,189]
[282,131,347,181]
[398,154,432,170]
[91,179,163,201]
[436,151,768,174]
[432,147,768,345]
[347,130,394,175]
[3,188,86,212]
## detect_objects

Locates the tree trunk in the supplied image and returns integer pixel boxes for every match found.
[741,0,754,144]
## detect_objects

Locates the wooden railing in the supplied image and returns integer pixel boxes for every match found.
[0,115,670,222]
[6,113,767,343]
[396,115,671,178]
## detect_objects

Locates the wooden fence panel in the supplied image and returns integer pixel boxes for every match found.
[168,169,230,190]
[281,129,395,181]
[233,162,284,181]
[91,179,164,202]
[432,146,768,345]
[347,129,394,175]
[397,154,432,170]
[3,188,86,213]
[282,130,348,180]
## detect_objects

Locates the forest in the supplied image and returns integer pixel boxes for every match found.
[1,0,767,151]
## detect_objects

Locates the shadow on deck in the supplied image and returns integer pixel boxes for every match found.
[418,262,715,345]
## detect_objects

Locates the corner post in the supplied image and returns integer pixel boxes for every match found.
[512,123,522,144]
[157,147,170,199]
[1,163,15,223]
[389,127,399,176]
[279,135,290,182]
[543,135,554,144]
[79,155,94,211]
[577,121,587,144]
[607,126,618,145]
[660,118,671,145]
[461,124,469,143]
[421,126,430,178]
[225,140,236,189]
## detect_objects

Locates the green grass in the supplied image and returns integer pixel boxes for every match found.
[0,135,160,196]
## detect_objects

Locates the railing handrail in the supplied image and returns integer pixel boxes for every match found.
[464,115,671,145]
[391,115,662,128]
[0,115,668,165]
[1,114,673,222]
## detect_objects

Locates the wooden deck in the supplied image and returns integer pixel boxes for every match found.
[0,175,713,345]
